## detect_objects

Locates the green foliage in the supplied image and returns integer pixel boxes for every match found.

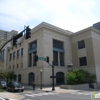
[66,69,96,85]
[0,87,3,92]
[0,70,16,82]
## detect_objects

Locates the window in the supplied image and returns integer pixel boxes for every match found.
[78,40,85,49]
[4,33,7,39]
[13,65,15,69]
[9,53,12,61]
[1,49,4,59]
[33,52,37,66]
[21,63,23,68]
[17,50,20,58]
[29,54,32,67]
[60,52,64,66]
[9,66,11,70]
[53,51,58,66]
[53,39,64,66]
[21,48,23,56]
[53,39,63,49]
[17,64,19,69]
[13,52,15,60]
[79,57,87,66]
[30,41,37,50]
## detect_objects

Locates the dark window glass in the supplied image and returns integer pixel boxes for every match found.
[17,64,19,69]
[78,40,85,49]
[60,52,64,66]
[9,53,12,61]
[13,52,15,60]
[21,63,23,68]
[79,57,87,66]
[21,48,23,56]
[33,52,37,66]
[13,65,14,69]
[53,40,63,49]
[29,54,32,67]
[53,51,58,66]
[17,50,20,58]
[30,41,37,50]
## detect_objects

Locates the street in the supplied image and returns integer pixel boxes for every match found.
[16,90,96,100]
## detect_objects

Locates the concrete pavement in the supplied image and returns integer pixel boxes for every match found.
[0,85,100,100]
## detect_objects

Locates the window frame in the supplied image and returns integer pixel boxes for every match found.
[79,56,87,66]
[78,40,85,49]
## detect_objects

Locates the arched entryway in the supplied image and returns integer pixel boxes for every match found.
[28,72,35,85]
[56,72,64,85]
[18,74,21,83]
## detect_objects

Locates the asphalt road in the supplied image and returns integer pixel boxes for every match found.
[17,90,98,100]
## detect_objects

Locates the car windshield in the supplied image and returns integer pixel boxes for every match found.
[1,81,6,85]
[12,81,21,86]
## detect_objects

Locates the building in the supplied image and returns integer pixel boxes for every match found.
[1,22,100,86]
[0,30,18,70]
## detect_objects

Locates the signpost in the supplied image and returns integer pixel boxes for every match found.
[38,57,46,61]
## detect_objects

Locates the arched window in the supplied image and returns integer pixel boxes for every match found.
[28,72,35,85]
[18,74,21,83]
[56,72,64,85]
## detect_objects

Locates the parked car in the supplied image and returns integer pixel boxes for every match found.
[7,81,24,92]
[0,81,7,89]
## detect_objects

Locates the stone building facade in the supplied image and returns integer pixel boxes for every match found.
[1,22,100,86]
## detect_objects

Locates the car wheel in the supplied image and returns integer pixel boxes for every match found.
[7,87,9,91]
[12,88,15,92]
[21,90,24,92]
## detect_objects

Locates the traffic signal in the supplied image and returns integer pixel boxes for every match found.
[46,56,49,63]
[25,26,31,39]
[34,55,38,62]
[12,32,23,46]
[13,36,17,46]
[16,32,23,39]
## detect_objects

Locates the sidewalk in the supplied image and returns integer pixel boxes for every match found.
[25,85,82,93]
[0,91,24,100]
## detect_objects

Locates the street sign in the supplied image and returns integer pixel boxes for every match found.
[50,76,56,78]
[38,57,46,61]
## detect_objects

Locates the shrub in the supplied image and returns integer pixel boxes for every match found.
[66,69,96,85]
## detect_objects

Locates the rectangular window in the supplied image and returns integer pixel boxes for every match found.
[1,49,4,59]
[29,54,32,67]
[13,65,14,69]
[30,41,37,50]
[79,57,87,66]
[78,40,85,49]
[4,33,7,39]
[21,63,23,68]
[60,52,64,66]
[9,66,11,70]
[53,39,63,49]
[21,48,23,56]
[53,51,58,66]
[9,53,12,61]
[17,50,20,58]
[33,52,37,66]
[13,52,15,60]
[17,64,19,69]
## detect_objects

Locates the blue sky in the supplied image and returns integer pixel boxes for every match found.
[0,0,100,33]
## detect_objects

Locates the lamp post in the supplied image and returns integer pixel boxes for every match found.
[52,60,55,91]
[40,69,42,89]
[67,62,73,71]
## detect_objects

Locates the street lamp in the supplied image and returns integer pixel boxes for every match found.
[40,69,42,89]
[67,62,73,71]
[52,60,55,91]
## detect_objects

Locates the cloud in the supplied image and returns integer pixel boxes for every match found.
[0,0,100,32]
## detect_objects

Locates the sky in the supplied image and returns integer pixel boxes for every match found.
[0,0,100,33]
